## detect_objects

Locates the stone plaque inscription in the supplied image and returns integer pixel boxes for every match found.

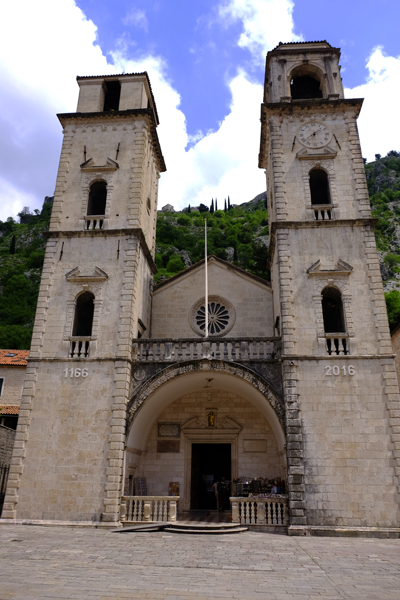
[157,440,180,453]
[158,423,180,438]
[244,439,267,452]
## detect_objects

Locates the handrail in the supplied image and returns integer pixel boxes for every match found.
[132,337,281,362]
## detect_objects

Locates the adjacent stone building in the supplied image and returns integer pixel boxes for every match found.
[2,42,400,535]
[0,350,28,466]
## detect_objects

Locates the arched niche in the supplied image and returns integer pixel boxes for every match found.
[322,286,346,333]
[87,181,107,216]
[72,291,95,337]
[310,168,331,205]
[126,361,286,454]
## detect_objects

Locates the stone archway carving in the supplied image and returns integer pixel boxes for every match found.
[126,359,285,435]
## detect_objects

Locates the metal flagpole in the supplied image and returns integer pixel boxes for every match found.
[205,218,208,338]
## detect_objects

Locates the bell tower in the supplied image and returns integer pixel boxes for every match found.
[260,42,400,533]
[2,73,166,524]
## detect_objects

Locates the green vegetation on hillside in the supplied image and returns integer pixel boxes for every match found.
[0,202,52,349]
[154,195,269,283]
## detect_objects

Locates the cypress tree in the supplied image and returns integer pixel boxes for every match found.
[9,234,16,255]
[188,204,191,213]
[210,199,214,214]
[233,246,238,262]
[215,199,218,211]
[228,196,231,210]
[224,199,227,213]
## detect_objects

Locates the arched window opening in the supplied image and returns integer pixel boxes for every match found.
[72,292,95,337]
[322,287,345,334]
[291,75,322,100]
[87,181,107,216]
[310,169,331,220]
[103,80,121,112]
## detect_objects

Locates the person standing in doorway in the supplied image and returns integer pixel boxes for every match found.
[212,480,223,511]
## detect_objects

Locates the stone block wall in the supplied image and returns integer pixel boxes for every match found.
[151,260,274,339]
[0,425,15,465]
[298,357,400,527]
[0,366,25,405]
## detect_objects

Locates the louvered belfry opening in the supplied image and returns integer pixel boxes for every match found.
[73,292,95,337]
[87,181,107,216]
[291,75,323,99]
[322,287,345,334]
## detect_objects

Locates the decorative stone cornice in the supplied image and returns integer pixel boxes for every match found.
[126,359,285,434]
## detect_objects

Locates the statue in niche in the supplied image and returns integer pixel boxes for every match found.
[208,412,215,427]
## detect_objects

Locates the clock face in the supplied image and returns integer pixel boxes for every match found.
[298,122,331,148]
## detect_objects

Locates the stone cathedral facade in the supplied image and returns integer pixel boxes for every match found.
[2,41,400,535]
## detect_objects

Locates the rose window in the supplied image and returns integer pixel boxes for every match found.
[189,295,235,337]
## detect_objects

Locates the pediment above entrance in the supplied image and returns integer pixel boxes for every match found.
[65,266,108,282]
[296,145,337,160]
[307,258,353,277]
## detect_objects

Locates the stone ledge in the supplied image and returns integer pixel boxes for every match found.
[288,525,400,538]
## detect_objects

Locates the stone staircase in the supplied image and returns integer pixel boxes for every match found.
[111,522,248,534]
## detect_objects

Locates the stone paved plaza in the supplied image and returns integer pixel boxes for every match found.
[0,525,400,599]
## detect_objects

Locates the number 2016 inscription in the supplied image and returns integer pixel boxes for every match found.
[325,365,355,376]
[64,368,88,378]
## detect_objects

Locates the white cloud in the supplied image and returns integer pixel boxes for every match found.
[155,70,265,210]
[218,0,301,64]
[122,8,149,32]
[0,0,115,221]
[345,47,400,162]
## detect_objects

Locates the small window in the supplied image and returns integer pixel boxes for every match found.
[87,181,107,216]
[72,292,95,337]
[310,169,331,205]
[103,80,121,112]
[291,75,323,100]
[0,378,3,396]
[322,287,345,333]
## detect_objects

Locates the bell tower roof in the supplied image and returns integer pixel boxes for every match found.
[263,39,344,106]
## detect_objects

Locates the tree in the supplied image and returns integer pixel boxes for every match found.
[199,204,209,213]
[215,199,218,211]
[188,204,191,213]
[228,196,231,210]
[375,154,381,161]
[385,290,400,330]
[265,196,268,210]
[9,235,16,255]
[224,199,227,213]
[210,199,214,214]
[233,246,238,262]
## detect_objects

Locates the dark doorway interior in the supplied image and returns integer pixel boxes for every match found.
[191,443,231,510]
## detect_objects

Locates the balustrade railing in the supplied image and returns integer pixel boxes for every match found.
[69,338,90,358]
[325,334,349,355]
[313,205,332,220]
[132,338,281,363]
[230,497,289,526]
[121,496,179,523]
[84,216,104,230]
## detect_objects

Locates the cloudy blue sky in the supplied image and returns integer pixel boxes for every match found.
[0,0,399,220]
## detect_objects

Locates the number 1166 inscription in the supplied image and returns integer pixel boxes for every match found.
[64,368,88,378]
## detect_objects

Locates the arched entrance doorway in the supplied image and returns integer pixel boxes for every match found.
[125,361,286,513]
